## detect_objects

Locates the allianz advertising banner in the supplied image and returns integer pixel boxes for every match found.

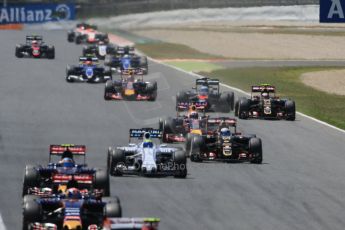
[320,0,345,22]
[0,3,75,24]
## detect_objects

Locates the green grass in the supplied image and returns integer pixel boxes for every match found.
[166,61,223,72]
[136,42,224,60]
[200,67,345,130]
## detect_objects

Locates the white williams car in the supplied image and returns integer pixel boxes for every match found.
[107,128,187,178]
[82,43,117,60]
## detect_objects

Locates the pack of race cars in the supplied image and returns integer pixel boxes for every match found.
[17,22,297,230]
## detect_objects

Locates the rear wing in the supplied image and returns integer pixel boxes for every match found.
[117,46,135,55]
[207,117,237,127]
[106,217,160,229]
[129,128,162,139]
[76,23,97,30]
[177,101,207,112]
[79,56,98,63]
[251,85,275,93]
[196,78,219,86]
[49,144,86,162]
[121,68,144,76]
[26,35,43,41]
[207,117,237,133]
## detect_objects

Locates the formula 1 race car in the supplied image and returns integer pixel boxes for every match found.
[176,78,234,113]
[66,56,112,83]
[67,23,98,42]
[104,70,157,101]
[104,218,160,230]
[67,24,109,44]
[107,128,187,178]
[82,42,117,60]
[15,35,55,59]
[187,117,263,163]
[159,104,207,143]
[22,144,110,197]
[235,84,296,120]
[104,54,148,74]
[22,188,121,230]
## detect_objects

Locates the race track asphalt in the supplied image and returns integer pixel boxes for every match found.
[0,29,345,230]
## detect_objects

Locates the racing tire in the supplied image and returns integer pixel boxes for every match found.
[22,165,39,196]
[249,138,263,164]
[66,66,75,83]
[190,135,203,162]
[285,100,296,121]
[234,100,239,117]
[75,35,82,44]
[104,80,114,100]
[146,81,157,101]
[109,149,126,176]
[217,93,231,113]
[227,91,235,111]
[47,46,55,59]
[238,98,250,119]
[94,169,110,196]
[173,150,187,178]
[176,91,188,110]
[105,202,122,218]
[15,45,24,58]
[23,200,42,230]
[67,31,74,42]
[162,117,175,142]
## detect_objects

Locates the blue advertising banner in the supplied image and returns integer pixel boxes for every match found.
[0,3,75,24]
[320,0,345,22]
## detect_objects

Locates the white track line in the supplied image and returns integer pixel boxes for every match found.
[150,57,345,134]
[0,213,6,230]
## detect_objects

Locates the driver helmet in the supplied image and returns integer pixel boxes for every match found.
[261,92,269,98]
[189,111,199,119]
[60,157,75,168]
[98,41,104,45]
[31,40,38,45]
[85,60,93,65]
[67,188,82,199]
[143,132,153,148]
[199,86,209,95]
[220,127,231,137]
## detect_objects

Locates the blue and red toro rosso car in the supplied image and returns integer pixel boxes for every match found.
[22,144,110,196]
[23,187,121,230]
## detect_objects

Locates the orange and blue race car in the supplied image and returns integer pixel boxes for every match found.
[159,104,208,143]
[15,35,55,59]
[176,77,234,113]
